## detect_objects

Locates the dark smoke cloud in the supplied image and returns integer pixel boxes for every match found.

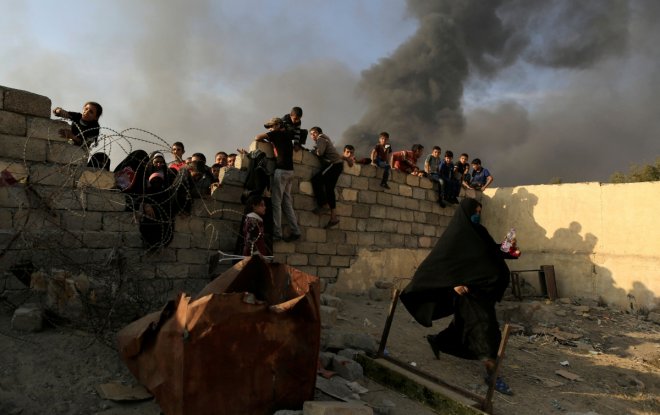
[343,0,657,186]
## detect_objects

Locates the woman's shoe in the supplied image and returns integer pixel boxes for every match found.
[485,375,513,395]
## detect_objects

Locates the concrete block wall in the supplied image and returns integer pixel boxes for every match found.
[0,86,248,305]
[0,85,454,308]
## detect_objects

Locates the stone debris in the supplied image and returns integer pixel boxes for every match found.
[321,305,338,328]
[530,375,565,388]
[647,311,660,325]
[332,355,364,381]
[373,280,393,289]
[11,303,43,332]
[368,286,391,302]
[321,294,345,311]
[303,401,373,415]
[555,369,583,382]
[95,382,152,401]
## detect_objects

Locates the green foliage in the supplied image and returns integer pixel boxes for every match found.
[609,157,660,183]
[548,177,563,184]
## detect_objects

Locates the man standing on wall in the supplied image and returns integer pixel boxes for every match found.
[255,117,301,242]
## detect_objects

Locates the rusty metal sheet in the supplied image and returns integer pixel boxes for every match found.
[117,255,321,415]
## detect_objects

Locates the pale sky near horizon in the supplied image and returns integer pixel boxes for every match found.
[1,0,658,186]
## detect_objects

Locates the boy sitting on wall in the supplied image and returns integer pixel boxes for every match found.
[52,101,103,147]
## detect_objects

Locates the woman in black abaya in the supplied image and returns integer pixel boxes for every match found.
[399,198,517,395]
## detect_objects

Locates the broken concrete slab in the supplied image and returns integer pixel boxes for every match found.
[11,303,43,332]
[95,382,152,401]
[303,401,373,415]
[332,355,364,381]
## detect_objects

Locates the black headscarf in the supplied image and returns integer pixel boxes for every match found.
[400,198,511,327]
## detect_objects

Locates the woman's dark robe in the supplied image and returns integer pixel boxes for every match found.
[400,198,514,360]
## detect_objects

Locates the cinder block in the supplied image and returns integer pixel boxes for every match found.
[334,203,351,217]
[357,233,374,246]
[0,209,13,229]
[374,234,391,248]
[419,200,434,213]
[300,149,321,168]
[248,140,275,158]
[357,190,377,204]
[309,254,330,266]
[419,178,434,189]
[412,187,426,200]
[286,254,308,266]
[411,222,425,236]
[168,233,191,249]
[77,169,116,189]
[83,231,121,248]
[343,161,361,176]
[320,305,337,328]
[46,142,88,165]
[27,117,69,141]
[305,228,326,243]
[298,180,314,196]
[341,188,358,202]
[29,163,76,187]
[45,187,83,210]
[351,176,369,190]
[294,241,317,254]
[317,267,337,279]
[177,248,211,264]
[11,304,43,332]
[398,184,413,197]
[1,134,47,162]
[0,186,29,208]
[370,205,387,219]
[405,198,419,211]
[336,174,351,188]
[0,110,27,136]
[233,153,249,170]
[60,211,103,231]
[405,174,420,187]
[211,183,244,202]
[404,235,418,248]
[3,88,51,117]
[0,159,28,182]
[317,243,337,255]
[83,190,127,211]
[365,219,383,232]
[218,168,247,186]
[330,256,350,267]
[337,217,356,232]
[419,236,435,248]
[293,163,315,180]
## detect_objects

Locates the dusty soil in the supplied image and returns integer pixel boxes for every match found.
[334,292,660,415]
[1,291,658,415]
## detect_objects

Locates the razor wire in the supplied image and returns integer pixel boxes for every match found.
[0,124,258,335]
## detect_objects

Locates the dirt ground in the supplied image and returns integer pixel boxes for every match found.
[0,290,659,415]
[334,292,660,415]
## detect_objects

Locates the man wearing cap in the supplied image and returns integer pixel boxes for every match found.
[255,117,301,242]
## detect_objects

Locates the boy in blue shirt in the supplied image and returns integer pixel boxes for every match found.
[464,158,493,191]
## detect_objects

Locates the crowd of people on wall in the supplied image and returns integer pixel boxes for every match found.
[53,102,496,256]
[53,100,517,397]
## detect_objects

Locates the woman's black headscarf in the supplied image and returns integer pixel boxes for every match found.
[400,198,511,327]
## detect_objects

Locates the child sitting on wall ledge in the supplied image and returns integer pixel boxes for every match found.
[52,101,103,147]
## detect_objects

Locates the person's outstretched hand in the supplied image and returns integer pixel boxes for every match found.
[454,285,469,295]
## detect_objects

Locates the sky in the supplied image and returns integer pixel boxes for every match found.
[1,0,659,186]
